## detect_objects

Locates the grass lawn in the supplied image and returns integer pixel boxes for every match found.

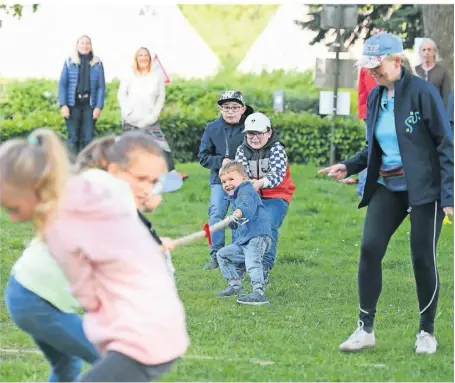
[0,163,453,382]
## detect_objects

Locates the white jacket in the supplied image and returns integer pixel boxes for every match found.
[117,70,165,128]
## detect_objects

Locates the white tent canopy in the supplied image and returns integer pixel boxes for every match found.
[0,4,221,81]
[237,4,331,74]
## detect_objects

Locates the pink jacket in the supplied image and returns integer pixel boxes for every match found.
[44,171,189,365]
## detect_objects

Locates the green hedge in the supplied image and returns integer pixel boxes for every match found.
[0,74,364,165]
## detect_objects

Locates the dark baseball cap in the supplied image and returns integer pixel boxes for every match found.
[217,90,245,106]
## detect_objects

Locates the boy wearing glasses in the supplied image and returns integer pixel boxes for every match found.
[198,90,254,270]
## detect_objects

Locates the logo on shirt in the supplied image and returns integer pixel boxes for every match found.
[404,111,420,133]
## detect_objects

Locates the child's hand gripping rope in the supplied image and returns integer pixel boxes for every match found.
[171,214,245,248]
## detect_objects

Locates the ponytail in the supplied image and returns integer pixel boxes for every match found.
[0,128,70,231]
[75,136,116,172]
[28,128,70,231]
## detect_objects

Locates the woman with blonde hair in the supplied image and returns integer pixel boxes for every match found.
[118,47,187,180]
[58,35,106,154]
[320,32,453,355]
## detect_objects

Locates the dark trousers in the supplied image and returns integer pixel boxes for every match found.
[358,184,444,334]
[78,351,175,382]
[66,102,95,154]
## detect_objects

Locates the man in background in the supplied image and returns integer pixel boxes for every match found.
[415,38,452,107]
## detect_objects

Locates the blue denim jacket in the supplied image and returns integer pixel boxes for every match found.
[228,181,272,245]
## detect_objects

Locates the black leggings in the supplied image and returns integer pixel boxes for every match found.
[77,351,176,382]
[163,150,175,172]
[358,184,444,334]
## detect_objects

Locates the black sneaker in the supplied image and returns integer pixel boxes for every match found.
[237,290,269,305]
[203,258,219,270]
[219,285,245,297]
[264,269,270,285]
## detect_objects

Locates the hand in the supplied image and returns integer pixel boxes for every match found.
[318,163,347,181]
[93,108,101,120]
[233,209,242,218]
[443,207,454,216]
[143,194,163,212]
[61,105,70,119]
[222,158,231,166]
[252,179,264,191]
[160,237,175,252]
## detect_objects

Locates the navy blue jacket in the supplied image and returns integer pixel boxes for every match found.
[343,67,454,208]
[198,106,254,185]
[58,55,106,109]
[228,181,272,245]
[448,90,454,130]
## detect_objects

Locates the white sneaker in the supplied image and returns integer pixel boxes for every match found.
[339,321,376,352]
[415,331,437,354]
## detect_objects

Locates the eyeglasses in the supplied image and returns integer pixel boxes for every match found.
[221,105,242,113]
[246,131,265,138]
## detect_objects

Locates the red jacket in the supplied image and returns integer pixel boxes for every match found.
[260,164,295,205]
[357,68,377,120]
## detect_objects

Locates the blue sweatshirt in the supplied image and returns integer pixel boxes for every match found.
[228,181,272,245]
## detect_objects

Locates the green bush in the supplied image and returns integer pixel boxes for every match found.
[0,73,363,165]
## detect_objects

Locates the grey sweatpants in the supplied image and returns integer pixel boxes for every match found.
[77,351,176,382]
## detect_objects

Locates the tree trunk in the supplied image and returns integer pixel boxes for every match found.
[421,4,454,79]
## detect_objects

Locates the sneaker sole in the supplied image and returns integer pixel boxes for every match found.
[203,266,219,270]
[339,344,375,353]
[219,290,245,298]
[236,300,270,305]
[415,349,437,354]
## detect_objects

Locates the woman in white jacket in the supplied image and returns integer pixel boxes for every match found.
[118,47,187,180]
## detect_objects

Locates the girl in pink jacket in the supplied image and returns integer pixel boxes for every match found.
[0,128,189,382]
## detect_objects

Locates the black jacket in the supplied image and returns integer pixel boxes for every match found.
[343,67,454,208]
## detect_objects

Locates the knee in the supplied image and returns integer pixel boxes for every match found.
[208,204,218,219]
[216,248,228,261]
[55,356,83,382]
[359,237,384,266]
[208,202,225,220]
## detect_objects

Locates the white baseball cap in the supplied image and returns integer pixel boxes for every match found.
[243,112,271,133]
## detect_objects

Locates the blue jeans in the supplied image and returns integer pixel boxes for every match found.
[66,102,95,154]
[357,169,367,197]
[217,236,271,291]
[5,276,100,382]
[262,198,289,270]
[208,184,230,259]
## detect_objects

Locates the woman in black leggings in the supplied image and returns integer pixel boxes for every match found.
[319,32,453,355]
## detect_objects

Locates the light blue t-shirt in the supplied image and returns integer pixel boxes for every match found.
[374,89,402,167]
[374,89,405,188]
